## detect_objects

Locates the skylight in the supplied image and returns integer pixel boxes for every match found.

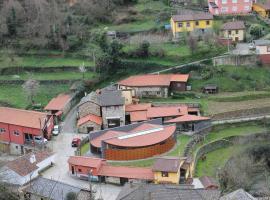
[118,127,164,140]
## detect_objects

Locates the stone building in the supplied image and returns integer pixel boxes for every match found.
[99,88,125,129]
[77,92,101,119]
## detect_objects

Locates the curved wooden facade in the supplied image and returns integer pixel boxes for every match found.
[104,136,176,161]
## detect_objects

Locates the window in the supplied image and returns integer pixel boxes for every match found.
[0,128,5,133]
[235,30,239,34]
[157,91,161,95]
[186,22,190,27]
[232,0,237,3]
[244,6,250,11]
[267,46,270,52]
[177,83,181,87]
[206,21,210,25]
[221,7,228,13]
[244,0,249,2]
[195,21,199,26]
[161,171,169,177]
[232,6,237,12]
[178,23,183,28]
[78,169,82,172]
[228,30,231,35]
[13,130,20,136]
[222,0,227,4]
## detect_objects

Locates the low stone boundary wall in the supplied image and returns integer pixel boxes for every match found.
[193,132,270,176]
[213,54,258,66]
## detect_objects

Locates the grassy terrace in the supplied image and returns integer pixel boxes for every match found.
[0,71,96,81]
[194,123,267,178]
[0,84,70,108]
[0,55,94,68]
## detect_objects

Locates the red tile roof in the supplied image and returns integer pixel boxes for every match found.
[68,156,106,168]
[7,151,53,176]
[146,106,188,119]
[118,74,189,87]
[125,103,152,112]
[0,107,48,129]
[77,114,102,126]
[130,111,148,122]
[44,93,71,111]
[165,114,210,123]
[98,165,154,180]
[91,124,176,148]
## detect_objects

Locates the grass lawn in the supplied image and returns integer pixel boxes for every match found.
[196,146,243,177]
[81,142,90,155]
[192,124,267,155]
[0,55,94,68]
[191,65,270,92]
[0,71,96,81]
[167,134,192,157]
[0,84,70,108]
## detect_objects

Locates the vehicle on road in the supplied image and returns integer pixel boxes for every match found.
[71,138,81,147]
[34,136,48,145]
[52,125,60,136]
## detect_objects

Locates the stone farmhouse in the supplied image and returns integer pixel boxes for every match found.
[117,74,190,98]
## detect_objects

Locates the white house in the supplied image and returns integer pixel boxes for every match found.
[0,151,55,186]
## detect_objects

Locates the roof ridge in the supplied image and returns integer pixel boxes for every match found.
[0,107,47,115]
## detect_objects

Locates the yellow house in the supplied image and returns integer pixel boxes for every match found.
[221,21,245,42]
[252,3,270,18]
[170,13,213,38]
[152,156,193,184]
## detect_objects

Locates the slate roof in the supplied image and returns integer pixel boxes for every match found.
[172,13,213,22]
[116,183,221,200]
[220,189,256,200]
[24,177,91,200]
[99,89,125,106]
[255,2,270,10]
[222,21,245,30]
[254,40,270,46]
[6,151,53,176]
[152,156,182,173]
[0,107,48,129]
[199,176,218,189]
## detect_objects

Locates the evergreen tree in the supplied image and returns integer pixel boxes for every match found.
[6,7,17,37]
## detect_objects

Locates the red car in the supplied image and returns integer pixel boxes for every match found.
[71,138,81,147]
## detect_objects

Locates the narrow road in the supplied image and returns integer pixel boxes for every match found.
[212,114,270,125]
[42,105,122,200]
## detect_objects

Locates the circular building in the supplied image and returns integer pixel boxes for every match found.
[90,122,176,161]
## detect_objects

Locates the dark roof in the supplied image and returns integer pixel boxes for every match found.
[203,85,218,90]
[254,40,270,46]
[116,183,221,200]
[79,92,99,106]
[6,151,53,176]
[99,89,125,106]
[220,189,256,200]
[255,2,270,10]
[152,156,181,173]
[172,13,213,22]
[199,176,218,189]
[24,177,91,200]
[222,21,245,30]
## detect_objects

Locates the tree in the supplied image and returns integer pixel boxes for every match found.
[22,78,40,105]
[0,184,19,200]
[249,24,263,39]
[212,20,222,36]
[186,35,198,55]
[138,40,150,58]
[6,7,17,37]
[65,192,77,200]
[79,62,87,79]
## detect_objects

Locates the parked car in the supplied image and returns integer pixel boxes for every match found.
[34,136,48,145]
[71,138,81,147]
[52,125,60,136]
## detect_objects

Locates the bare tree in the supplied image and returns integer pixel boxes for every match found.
[79,62,87,80]
[22,78,40,105]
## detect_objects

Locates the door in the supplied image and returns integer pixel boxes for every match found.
[87,127,94,133]
[71,166,75,175]
[235,37,239,42]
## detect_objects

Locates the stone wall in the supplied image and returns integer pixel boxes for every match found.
[213,54,259,66]
[101,105,125,129]
[78,102,101,119]
[78,121,101,134]
[133,86,169,98]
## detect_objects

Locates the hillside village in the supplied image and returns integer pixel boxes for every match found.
[2,0,270,199]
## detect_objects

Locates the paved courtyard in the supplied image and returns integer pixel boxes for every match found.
[42,107,122,200]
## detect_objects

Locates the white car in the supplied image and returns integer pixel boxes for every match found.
[52,125,60,136]
[34,136,48,145]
